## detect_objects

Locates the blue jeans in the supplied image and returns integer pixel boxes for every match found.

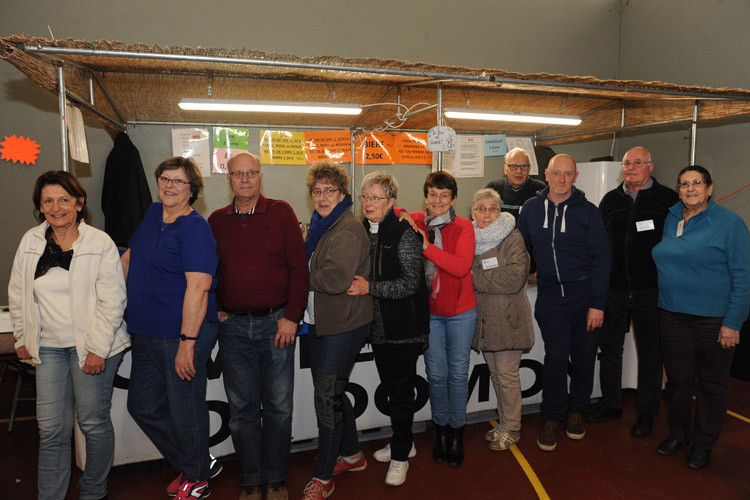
[423,308,477,427]
[36,347,123,500]
[218,309,294,486]
[127,320,217,482]
[307,323,369,480]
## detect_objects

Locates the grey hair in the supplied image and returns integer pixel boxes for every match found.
[361,170,398,200]
[471,188,502,210]
[504,147,531,165]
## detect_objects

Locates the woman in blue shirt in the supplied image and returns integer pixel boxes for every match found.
[121,156,219,500]
[652,165,750,470]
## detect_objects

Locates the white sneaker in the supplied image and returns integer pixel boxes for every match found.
[385,460,409,487]
[484,424,506,442]
[488,429,521,451]
[373,443,417,463]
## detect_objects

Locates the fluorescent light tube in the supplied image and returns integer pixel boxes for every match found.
[444,108,581,126]
[179,98,362,115]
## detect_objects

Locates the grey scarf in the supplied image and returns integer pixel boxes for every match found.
[474,212,515,255]
[424,207,456,298]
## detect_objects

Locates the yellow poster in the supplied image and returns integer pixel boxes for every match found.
[260,130,306,165]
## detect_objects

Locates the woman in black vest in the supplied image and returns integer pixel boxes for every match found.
[347,171,430,487]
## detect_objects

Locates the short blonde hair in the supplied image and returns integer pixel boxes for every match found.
[361,170,398,199]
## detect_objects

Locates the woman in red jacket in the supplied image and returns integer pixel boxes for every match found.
[399,171,476,467]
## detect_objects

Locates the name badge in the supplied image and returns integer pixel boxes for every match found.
[636,219,655,232]
[482,257,499,270]
[676,219,684,237]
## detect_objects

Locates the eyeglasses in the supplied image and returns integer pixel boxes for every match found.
[359,194,389,203]
[473,206,499,214]
[310,188,340,198]
[158,176,189,186]
[678,179,705,189]
[228,170,261,180]
[506,163,530,172]
[623,159,653,168]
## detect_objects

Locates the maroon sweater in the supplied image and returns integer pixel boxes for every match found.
[208,194,309,323]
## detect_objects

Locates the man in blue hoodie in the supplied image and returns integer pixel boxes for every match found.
[517,154,611,452]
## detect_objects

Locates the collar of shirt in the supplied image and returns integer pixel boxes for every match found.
[623,177,653,199]
[508,177,530,193]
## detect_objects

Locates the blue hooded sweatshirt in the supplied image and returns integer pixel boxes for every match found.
[517,185,611,310]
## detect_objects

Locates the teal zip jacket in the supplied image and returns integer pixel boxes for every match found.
[652,198,750,330]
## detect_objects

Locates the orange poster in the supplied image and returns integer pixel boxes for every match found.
[354,132,395,165]
[394,132,432,164]
[304,130,352,163]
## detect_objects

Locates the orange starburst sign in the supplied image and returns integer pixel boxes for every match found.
[0,135,41,165]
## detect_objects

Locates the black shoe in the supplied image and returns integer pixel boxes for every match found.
[433,424,450,463]
[656,437,690,456]
[686,447,711,470]
[586,403,622,423]
[447,426,464,467]
[630,415,654,438]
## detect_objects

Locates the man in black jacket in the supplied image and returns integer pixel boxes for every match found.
[486,147,546,222]
[589,147,679,438]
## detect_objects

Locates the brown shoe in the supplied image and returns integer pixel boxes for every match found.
[266,481,289,500]
[239,485,262,500]
[565,411,585,440]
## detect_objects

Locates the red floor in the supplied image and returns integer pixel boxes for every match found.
[3,370,749,500]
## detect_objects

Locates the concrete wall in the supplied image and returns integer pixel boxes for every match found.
[1,0,748,303]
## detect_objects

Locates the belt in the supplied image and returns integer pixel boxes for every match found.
[231,304,286,317]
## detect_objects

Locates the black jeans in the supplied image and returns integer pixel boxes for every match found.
[599,288,662,417]
[660,310,735,450]
[372,342,422,461]
[535,288,600,421]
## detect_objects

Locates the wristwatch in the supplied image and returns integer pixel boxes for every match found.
[180,334,198,341]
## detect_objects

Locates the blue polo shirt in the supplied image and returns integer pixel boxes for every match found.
[126,203,218,338]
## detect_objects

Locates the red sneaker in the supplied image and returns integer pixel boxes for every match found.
[175,479,211,499]
[167,473,183,496]
[332,453,367,475]
[301,479,334,500]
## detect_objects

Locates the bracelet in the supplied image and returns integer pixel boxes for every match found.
[180,334,198,341]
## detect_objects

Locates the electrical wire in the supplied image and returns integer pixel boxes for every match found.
[715,183,750,202]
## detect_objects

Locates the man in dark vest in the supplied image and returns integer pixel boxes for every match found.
[589,147,679,438]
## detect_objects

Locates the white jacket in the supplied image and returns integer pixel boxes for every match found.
[8,221,130,365]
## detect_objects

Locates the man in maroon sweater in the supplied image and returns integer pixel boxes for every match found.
[208,152,308,500]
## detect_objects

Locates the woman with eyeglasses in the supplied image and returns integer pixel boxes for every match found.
[469,188,534,451]
[301,162,372,500]
[122,156,220,499]
[396,170,476,467]
[345,171,429,487]
[652,165,750,470]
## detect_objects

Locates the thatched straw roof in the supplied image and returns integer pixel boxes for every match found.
[2,35,750,144]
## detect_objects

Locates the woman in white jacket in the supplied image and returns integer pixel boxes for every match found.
[8,171,130,500]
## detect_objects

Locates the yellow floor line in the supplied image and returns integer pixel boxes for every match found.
[0,415,36,423]
[491,420,551,500]
[692,396,750,424]
[727,410,750,424]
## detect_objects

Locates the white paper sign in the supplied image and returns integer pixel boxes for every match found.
[427,125,457,152]
[171,128,211,177]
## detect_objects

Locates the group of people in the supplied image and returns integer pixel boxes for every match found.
[7,143,749,500]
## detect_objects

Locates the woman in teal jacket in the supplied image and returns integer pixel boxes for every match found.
[652,165,750,470]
